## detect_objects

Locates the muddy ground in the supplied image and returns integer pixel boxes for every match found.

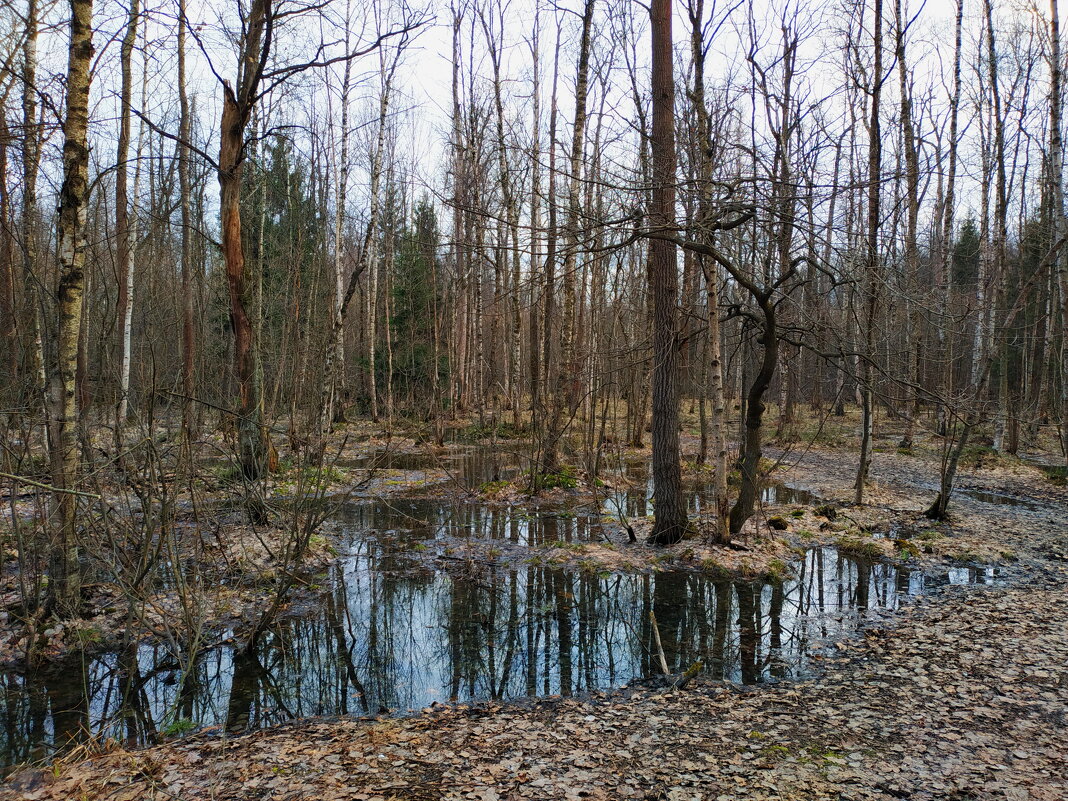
[5,435,1066,801]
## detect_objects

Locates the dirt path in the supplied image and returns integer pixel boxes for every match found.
[7,447,1068,801]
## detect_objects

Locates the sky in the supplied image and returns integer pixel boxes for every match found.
[2,0,1063,241]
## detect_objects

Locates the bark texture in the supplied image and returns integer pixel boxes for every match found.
[646,0,686,545]
[50,0,96,616]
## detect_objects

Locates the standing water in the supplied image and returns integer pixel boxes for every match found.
[0,453,995,769]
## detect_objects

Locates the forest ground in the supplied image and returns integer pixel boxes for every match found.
[5,420,1067,801]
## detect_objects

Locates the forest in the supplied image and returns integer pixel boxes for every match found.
[1,0,1067,798]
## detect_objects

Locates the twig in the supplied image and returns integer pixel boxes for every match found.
[649,611,670,676]
[0,471,101,499]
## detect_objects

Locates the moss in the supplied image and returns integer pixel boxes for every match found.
[1044,466,1067,485]
[960,443,1016,469]
[790,508,805,518]
[548,540,585,552]
[760,744,791,761]
[815,504,837,520]
[835,532,884,560]
[799,744,845,766]
[208,463,242,485]
[758,457,778,474]
[73,625,103,646]
[894,539,921,560]
[767,516,789,531]
[765,558,792,581]
[535,466,579,490]
[701,559,731,579]
[162,718,196,737]
[578,559,604,576]
[299,464,348,484]
[307,535,338,557]
[915,529,945,542]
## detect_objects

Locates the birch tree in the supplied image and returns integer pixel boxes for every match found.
[49,0,95,616]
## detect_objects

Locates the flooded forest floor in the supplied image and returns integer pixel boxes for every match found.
[5,421,1068,800]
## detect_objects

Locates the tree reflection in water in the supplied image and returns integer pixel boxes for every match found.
[1,511,983,768]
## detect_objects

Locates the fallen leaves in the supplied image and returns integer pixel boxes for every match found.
[12,578,1067,800]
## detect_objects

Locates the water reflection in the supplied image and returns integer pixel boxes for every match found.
[341,447,522,490]
[339,499,609,547]
[1,534,987,768]
[341,446,813,519]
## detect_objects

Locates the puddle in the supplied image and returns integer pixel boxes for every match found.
[598,472,813,520]
[340,447,523,489]
[910,476,1044,511]
[337,498,605,547]
[945,565,1000,585]
[1,522,992,769]
[760,483,816,505]
[925,485,1044,511]
[958,488,1041,509]
[0,450,1000,768]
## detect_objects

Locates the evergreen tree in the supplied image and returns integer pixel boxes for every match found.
[392,197,444,408]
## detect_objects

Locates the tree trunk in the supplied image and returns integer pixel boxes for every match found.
[983,0,1008,453]
[219,88,265,480]
[1050,0,1068,468]
[327,0,353,429]
[21,0,48,449]
[729,300,777,536]
[854,0,883,504]
[0,125,11,399]
[50,0,96,616]
[114,0,139,448]
[895,0,921,450]
[646,0,686,545]
[528,11,542,427]
[177,0,196,442]
[687,0,728,543]
[320,34,394,433]
[936,0,964,439]
[542,0,594,474]
[0,125,14,397]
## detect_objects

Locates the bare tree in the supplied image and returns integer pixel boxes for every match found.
[114,0,139,447]
[1052,0,1068,467]
[541,0,594,475]
[854,0,885,504]
[645,0,686,544]
[177,0,196,443]
[49,0,96,616]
